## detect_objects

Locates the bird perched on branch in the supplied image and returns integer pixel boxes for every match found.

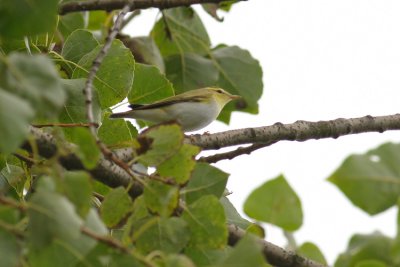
[110,87,240,132]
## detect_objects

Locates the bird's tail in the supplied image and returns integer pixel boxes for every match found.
[109,110,132,119]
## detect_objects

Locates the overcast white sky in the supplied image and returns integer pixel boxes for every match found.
[125,0,400,263]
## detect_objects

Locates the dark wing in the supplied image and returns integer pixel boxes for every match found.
[128,95,205,110]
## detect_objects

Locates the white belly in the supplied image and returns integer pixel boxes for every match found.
[166,100,220,131]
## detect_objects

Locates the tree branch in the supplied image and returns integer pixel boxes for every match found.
[83,5,129,138]
[24,127,328,267]
[31,123,99,128]
[24,127,142,198]
[199,142,276,163]
[59,0,245,15]
[228,224,328,267]
[188,114,400,150]
[81,226,130,254]
[82,4,148,187]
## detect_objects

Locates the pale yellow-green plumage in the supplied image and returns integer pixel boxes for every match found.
[109,87,240,131]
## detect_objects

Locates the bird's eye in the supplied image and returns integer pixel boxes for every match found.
[216,89,224,94]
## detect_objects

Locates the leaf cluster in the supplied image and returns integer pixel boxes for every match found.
[0,1,267,266]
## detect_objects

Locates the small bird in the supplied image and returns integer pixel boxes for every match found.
[109,87,240,132]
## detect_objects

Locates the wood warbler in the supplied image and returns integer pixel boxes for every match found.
[109,87,240,131]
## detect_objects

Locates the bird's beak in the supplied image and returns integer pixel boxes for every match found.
[230,94,242,100]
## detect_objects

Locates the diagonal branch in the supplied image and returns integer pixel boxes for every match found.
[21,127,327,267]
[188,114,400,150]
[24,127,142,198]
[83,5,130,138]
[26,113,400,198]
[228,224,328,267]
[199,142,276,163]
[59,0,246,15]
[82,4,148,187]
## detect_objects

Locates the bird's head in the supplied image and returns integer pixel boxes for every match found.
[206,87,241,107]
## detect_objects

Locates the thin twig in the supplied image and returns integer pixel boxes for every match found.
[59,0,246,14]
[0,196,27,212]
[82,4,147,187]
[81,226,130,253]
[13,152,39,166]
[199,142,277,163]
[81,227,154,267]
[32,123,99,128]
[121,10,141,30]
[0,220,25,238]
[283,230,298,251]
[83,4,131,138]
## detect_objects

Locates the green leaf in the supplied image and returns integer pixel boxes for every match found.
[297,242,327,265]
[183,163,229,204]
[143,180,179,217]
[0,164,26,196]
[202,4,224,22]
[28,187,83,248]
[87,11,108,30]
[128,63,174,104]
[212,45,263,121]
[72,39,135,108]
[98,113,137,147]
[158,144,200,184]
[0,89,33,153]
[28,206,105,267]
[59,78,101,127]
[93,180,111,197]
[355,260,388,267]
[109,252,145,267]
[244,174,303,231]
[185,247,229,267]
[334,232,393,267]
[84,208,108,235]
[123,37,165,73]
[27,179,101,267]
[182,195,227,249]
[165,255,196,267]
[63,171,92,217]
[71,128,100,170]
[58,13,85,39]
[151,7,210,57]
[137,124,183,166]
[0,53,65,117]
[74,210,109,266]
[393,200,400,264]
[165,53,218,94]
[246,223,266,238]
[0,37,26,54]
[75,243,109,267]
[219,1,239,11]
[122,196,150,244]
[328,142,400,215]
[135,217,190,254]
[0,229,21,267]
[61,30,99,64]
[220,196,252,230]
[0,0,58,38]
[219,234,266,267]
[0,200,22,263]
[101,187,132,228]
[157,254,196,267]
